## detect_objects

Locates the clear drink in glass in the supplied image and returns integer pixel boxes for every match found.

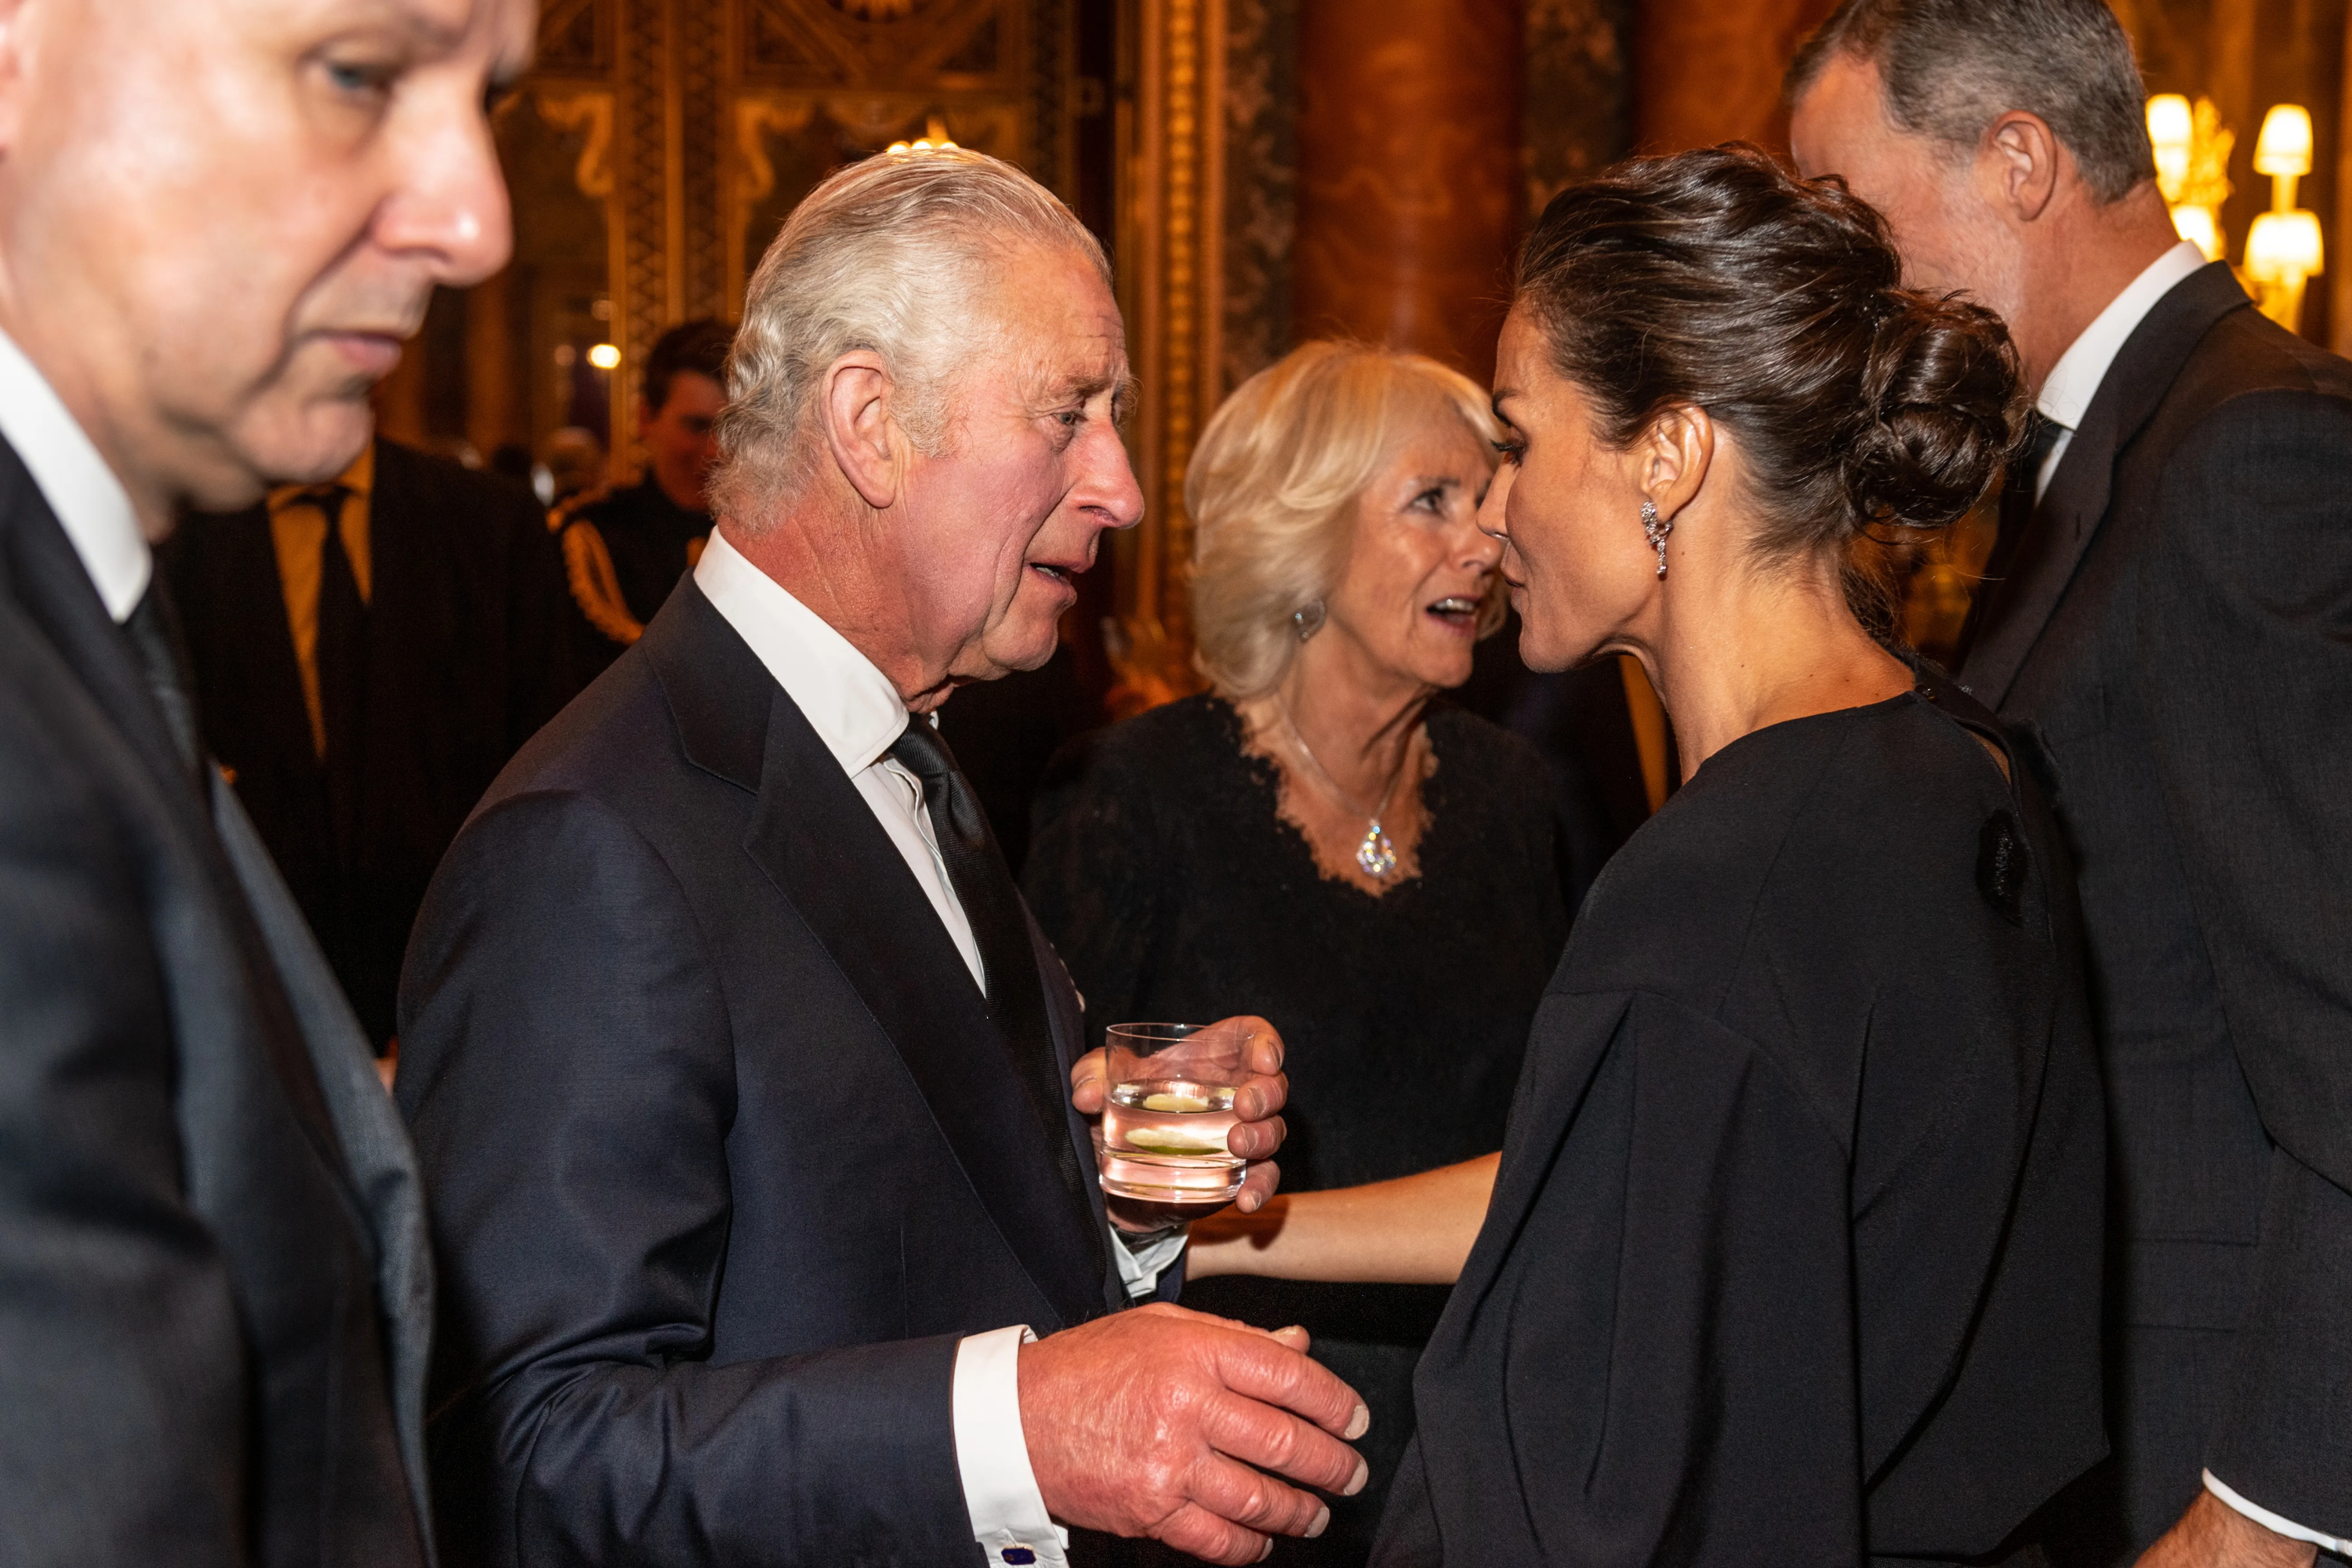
[1097,1022,1248,1205]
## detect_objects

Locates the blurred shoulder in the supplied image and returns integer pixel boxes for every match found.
[374,438,547,541]
[1059,691,1242,783]
[1428,702,1552,799]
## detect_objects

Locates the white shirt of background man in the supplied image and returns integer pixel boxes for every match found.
[693,527,1181,1568]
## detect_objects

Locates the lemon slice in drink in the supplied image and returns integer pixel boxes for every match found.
[1141,1092,1213,1113]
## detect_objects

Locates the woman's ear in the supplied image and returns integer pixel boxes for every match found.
[1642,405,1715,524]
[820,351,907,511]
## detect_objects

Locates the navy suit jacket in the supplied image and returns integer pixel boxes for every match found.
[1962,263,2352,1549]
[397,575,1134,1566]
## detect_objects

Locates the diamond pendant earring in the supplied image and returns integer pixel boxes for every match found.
[1640,500,1673,578]
[1292,600,1327,641]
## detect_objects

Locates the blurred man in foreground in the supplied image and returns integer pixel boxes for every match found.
[0,0,530,1561]
[399,148,1367,1568]
[1792,3,2352,1564]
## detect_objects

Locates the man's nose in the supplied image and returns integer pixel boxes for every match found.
[374,92,514,289]
[1080,426,1146,531]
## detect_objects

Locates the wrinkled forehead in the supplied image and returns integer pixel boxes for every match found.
[989,244,1131,405]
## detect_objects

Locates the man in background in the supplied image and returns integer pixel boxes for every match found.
[162,436,577,1051]
[1791,3,2352,1563]
[0,0,529,1561]
[557,316,730,673]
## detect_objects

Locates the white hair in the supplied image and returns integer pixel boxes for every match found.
[712,147,1109,529]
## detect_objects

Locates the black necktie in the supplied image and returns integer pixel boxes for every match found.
[1956,412,2063,672]
[299,485,368,866]
[125,580,207,797]
[890,717,1083,1200]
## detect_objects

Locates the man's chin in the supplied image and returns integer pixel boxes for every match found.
[205,395,378,505]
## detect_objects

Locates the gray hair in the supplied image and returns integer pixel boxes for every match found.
[712,147,1109,528]
[1787,0,2155,204]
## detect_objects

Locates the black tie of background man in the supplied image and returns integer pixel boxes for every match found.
[891,716,1087,1203]
[1954,411,2060,670]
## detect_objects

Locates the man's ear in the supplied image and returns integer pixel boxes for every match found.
[1985,111,2062,223]
[818,351,905,511]
[1642,405,1715,524]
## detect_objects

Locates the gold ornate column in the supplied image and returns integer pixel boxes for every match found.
[1111,0,1224,706]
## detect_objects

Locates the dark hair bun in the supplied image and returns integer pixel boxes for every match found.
[1845,293,2027,529]
[1515,144,2030,578]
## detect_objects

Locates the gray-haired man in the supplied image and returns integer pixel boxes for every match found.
[398,147,1367,1568]
[1790,4,2352,1565]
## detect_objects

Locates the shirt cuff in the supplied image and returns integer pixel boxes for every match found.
[953,1326,1070,1568]
[2205,1470,2352,1557]
[1111,1221,1189,1301]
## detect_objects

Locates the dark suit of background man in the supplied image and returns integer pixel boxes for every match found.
[556,317,731,678]
[1792,5,2352,1564]
[0,0,532,1563]
[161,437,578,1050]
[398,147,1370,1568]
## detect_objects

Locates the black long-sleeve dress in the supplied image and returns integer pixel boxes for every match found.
[1027,694,1569,1562]
[1373,677,2108,1567]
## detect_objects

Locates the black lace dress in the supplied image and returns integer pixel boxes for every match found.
[1026,694,1568,1562]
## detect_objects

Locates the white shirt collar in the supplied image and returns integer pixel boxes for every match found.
[691,524,913,776]
[2036,240,2209,434]
[0,324,149,623]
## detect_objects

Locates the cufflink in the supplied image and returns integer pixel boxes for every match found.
[1001,1550,1037,1565]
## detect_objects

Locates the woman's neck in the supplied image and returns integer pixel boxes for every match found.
[1631,542,1913,783]
[1258,635,1435,807]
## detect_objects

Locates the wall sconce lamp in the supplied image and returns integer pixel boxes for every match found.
[2245,104,2323,332]
[2146,96,2326,333]
[2147,93,2231,262]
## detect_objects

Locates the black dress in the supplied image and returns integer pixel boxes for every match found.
[1374,677,2108,1567]
[1027,694,1569,1562]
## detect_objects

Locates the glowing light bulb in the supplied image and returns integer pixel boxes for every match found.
[2253,104,2313,178]
[2246,209,2323,283]
[586,343,622,371]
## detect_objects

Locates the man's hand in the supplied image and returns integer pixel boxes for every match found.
[1018,1303,1370,1565]
[2137,1491,2318,1568]
[1073,1014,1288,1218]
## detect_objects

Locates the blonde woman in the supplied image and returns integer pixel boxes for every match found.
[1025,340,1569,1562]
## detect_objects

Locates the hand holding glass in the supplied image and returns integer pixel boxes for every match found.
[1096,1022,1254,1206]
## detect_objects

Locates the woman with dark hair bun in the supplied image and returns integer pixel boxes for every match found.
[1182,145,2108,1565]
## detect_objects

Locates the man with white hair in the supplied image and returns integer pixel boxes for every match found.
[397,147,1369,1568]
[0,0,530,1562]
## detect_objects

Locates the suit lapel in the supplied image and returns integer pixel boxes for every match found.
[1962,263,2254,708]
[0,437,438,1551]
[642,584,1109,1328]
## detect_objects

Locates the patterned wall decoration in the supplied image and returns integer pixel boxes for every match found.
[1218,0,1297,394]
[428,0,1080,479]
[1524,0,1631,216]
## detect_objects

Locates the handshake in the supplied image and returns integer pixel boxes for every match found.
[1018,1016,1369,1565]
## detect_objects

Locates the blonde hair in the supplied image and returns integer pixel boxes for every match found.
[713,147,1109,529]
[1188,341,1504,699]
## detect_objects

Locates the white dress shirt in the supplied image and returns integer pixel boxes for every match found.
[0,325,148,623]
[2029,245,2343,1553]
[694,530,1180,1568]
[2031,240,2208,501]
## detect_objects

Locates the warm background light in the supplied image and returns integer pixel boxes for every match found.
[2252,103,2314,176]
[2247,209,2325,283]
[2147,93,2193,198]
[2171,204,2223,261]
[586,343,622,371]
